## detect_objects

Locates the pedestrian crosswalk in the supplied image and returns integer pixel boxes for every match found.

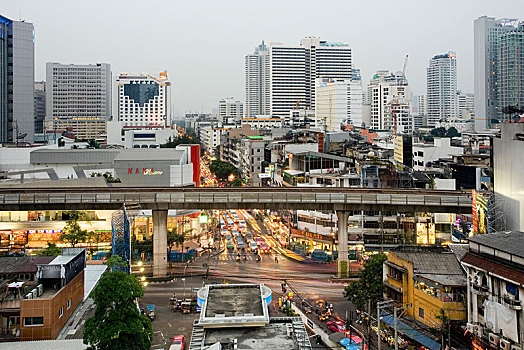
[217,253,272,261]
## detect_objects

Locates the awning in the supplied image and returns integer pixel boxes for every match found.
[380,312,441,350]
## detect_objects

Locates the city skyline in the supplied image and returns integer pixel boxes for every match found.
[2,0,524,118]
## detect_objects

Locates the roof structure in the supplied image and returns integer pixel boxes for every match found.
[0,339,86,350]
[113,149,185,162]
[468,231,524,258]
[0,257,54,274]
[393,248,466,287]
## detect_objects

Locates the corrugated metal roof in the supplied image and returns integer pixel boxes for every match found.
[0,339,87,350]
[468,231,524,258]
[0,257,54,274]
[30,149,120,165]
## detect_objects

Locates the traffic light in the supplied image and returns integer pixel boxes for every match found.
[288,292,294,300]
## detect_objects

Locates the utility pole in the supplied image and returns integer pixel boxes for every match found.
[377,300,394,350]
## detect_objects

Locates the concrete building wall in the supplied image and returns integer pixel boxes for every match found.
[20,272,84,340]
[493,123,524,231]
[11,21,35,143]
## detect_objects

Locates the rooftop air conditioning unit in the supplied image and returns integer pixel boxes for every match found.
[500,339,511,350]
[31,289,38,298]
[510,345,522,350]
[489,333,500,346]
[37,284,43,297]
[25,293,33,299]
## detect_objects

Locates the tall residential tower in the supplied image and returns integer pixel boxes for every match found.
[474,16,520,130]
[245,41,270,117]
[426,52,458,127]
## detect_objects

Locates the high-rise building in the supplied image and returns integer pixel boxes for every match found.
[0,15,35,143]
[474,16,520,130]
[245,41,270,117]
[426,52,458,127]
[456,91,475,119]
[315,76,363,131]
[113,72,171,128]
[218,97,243,122]
[34,81,45,134]
[498,22,524,122]
[269,38,351,118]
[45,63,111,139]
[367,71,411,132]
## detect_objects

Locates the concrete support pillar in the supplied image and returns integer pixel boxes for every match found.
[153,209,168,277]
[336,211,350,278]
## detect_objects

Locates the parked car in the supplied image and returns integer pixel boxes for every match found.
[327,321,345,333]
[170,335,185,350]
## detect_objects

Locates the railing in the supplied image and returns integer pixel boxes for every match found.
[0,191,472,207]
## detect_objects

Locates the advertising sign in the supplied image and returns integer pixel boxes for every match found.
[416,223,435,245]
[394,135,404,164]
[258,173,271,178]
[471,190,478,233]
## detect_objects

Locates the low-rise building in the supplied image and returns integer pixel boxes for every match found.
[383,246,467,343]
[241,116,282,129]
[106,121,179,148]
[461,231,524,349]
[0,249,86,341]
[412,138,463,171]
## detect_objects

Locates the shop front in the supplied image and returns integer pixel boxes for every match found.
[290,228,334,255]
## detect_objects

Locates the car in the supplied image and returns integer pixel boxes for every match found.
[170,335,185,350]
[227,240,235,249]
[259,243,270,253]
[225,234,232,241]
[327,321,345,333]
[250,242,258,252]
[221,229,228,236]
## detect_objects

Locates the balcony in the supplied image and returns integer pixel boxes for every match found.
[471,283,490,296]
[502,294,523,310]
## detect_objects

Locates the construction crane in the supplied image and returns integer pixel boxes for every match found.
[392,54,409,135]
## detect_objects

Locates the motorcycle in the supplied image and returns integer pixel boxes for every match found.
[243,255,247,261]
[236,254,241,262]
[256,255,261,262]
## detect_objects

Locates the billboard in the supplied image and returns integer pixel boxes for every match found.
[394,136,404,164]
[416,223,435,245]
[472,190,489,235]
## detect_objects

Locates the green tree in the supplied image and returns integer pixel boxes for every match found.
[38,242,61,256]
[87,139,100,149]
[60,211,93,247]
[231,178,243,187]
[436,308,450,348]
[83,256,152,350]
[445,126,460,138]
[343,253,387,311]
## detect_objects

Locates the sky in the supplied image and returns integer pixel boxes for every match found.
[3,0,524,118]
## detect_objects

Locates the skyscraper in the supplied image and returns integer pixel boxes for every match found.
[426,52,458,126]
[498,22,524,122]
[46,63,111,139]
[34,81,45,134]
[0,15,35,143]
[269,38,351,118]
[474,16,519,130]
[245,41,270,117]
[367,71,411,132]
[113,72,171,128]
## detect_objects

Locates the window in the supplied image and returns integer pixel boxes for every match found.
[418,307,424,319]
[67,299,71,310]
[24,317,44,326]
[59,306,63,318]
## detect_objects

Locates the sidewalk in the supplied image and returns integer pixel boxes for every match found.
[291,302,342,349]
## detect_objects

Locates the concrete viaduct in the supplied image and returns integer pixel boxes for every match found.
[0,187,472,277]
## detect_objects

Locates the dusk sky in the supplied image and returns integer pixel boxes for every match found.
[3,0,524,117]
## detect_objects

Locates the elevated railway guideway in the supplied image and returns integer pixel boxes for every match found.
[0,186,472,277]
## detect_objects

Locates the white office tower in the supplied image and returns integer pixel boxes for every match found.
[315,77,363,131]
[367,71,411,132]
[474,16,520,130]
[218,97,244,122]
[245,41,270,117]
[426,52,458,127]
[114,72,171,127]
[269,38,352,118]
[46,63,111,139]
[456,92,475,119]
